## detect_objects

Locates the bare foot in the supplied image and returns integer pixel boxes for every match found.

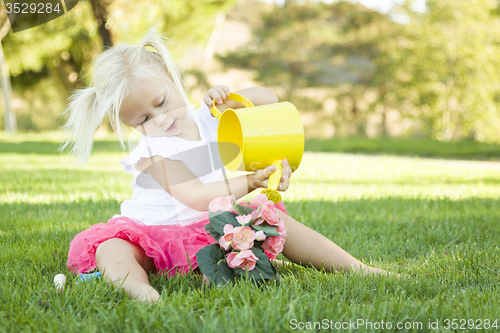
[202,274,211,286]
[350,264,400,277]
[132,286,160,304]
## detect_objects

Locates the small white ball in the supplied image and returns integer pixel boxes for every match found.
[54,274,66,290]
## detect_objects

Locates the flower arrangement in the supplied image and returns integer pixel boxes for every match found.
[196,194,287,286]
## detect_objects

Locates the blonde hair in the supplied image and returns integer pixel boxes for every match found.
[58,24,191,166]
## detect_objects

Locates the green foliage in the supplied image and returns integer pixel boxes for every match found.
[195,244,236,286]
[104,0,236,59]
[3,0,237,132]
[391,0,500,141]
[217,0,395,134]
[11,75,67,131]
[218,0,339,101]
[3,3,96,77]
[252,223,280,236]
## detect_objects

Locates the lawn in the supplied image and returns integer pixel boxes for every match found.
[1,132,499,332]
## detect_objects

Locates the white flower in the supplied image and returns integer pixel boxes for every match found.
[236,214,253,226]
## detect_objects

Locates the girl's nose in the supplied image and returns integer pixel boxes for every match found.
[153,113,167,126]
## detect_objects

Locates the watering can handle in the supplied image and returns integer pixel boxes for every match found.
[267,160,283,192]
[210,93,255,120]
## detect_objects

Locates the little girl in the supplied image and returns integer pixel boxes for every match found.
[60,25,394,303]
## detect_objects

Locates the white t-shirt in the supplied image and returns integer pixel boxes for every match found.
[114,103,226,225]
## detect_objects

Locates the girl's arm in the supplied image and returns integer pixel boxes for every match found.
[136,156,288,211]
[204,86,278,110]
[229,86,278,108]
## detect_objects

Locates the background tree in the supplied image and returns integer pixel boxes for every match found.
[387,0,500,141]
[217,0,394,136]
[1,0,236,131]
[218,0,500,141]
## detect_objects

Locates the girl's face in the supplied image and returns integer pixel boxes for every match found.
[119,74,191,137]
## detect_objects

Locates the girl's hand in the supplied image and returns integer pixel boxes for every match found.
[249,159,292,192]
[204,85,231,117]
[279,159,292,191]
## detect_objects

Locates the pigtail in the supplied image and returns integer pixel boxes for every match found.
[140,24,191,107]
[58,86,105,166]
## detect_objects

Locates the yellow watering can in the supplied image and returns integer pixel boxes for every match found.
[211,93,304,204]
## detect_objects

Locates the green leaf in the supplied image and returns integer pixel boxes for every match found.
[252,223,280,236]
[196,244,235,286]
[234,202,254,216]
[233,247,275,281]
[205,211,239,240]
[253,240,264,250]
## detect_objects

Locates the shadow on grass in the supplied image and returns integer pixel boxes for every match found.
[0,140,126,155]
[305,137,500,161]
[299,177,500,186]
[4,137,500,160]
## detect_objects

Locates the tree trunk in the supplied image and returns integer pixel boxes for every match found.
[350,90,362,135]
[380,105,388,137]
[0,41,16,133]
[379,84,387,137]
[0,10,17,133]
[87,0,114,132]
[88,0,114,49]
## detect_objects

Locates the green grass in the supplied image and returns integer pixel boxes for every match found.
[1,132,500,332]
[306,136,500,160]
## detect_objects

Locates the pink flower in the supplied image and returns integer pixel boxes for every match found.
[260,202,280,225]
[262,234,286,257]
[232,226,256,250]
[218,224,234,250]
[255,230,266,241]
[239,201,250,207]
[249,193,270,207]
[226,249,259,271]
[209,196,237,214]
[253,218,264,226]
[276,219,287,236]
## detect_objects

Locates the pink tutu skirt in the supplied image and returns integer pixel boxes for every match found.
[67,201,287,277]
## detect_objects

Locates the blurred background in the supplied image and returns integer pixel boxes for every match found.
[1,0,500,143]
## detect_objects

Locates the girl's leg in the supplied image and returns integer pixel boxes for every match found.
[95,238,160,303]
[278,210,393,276]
